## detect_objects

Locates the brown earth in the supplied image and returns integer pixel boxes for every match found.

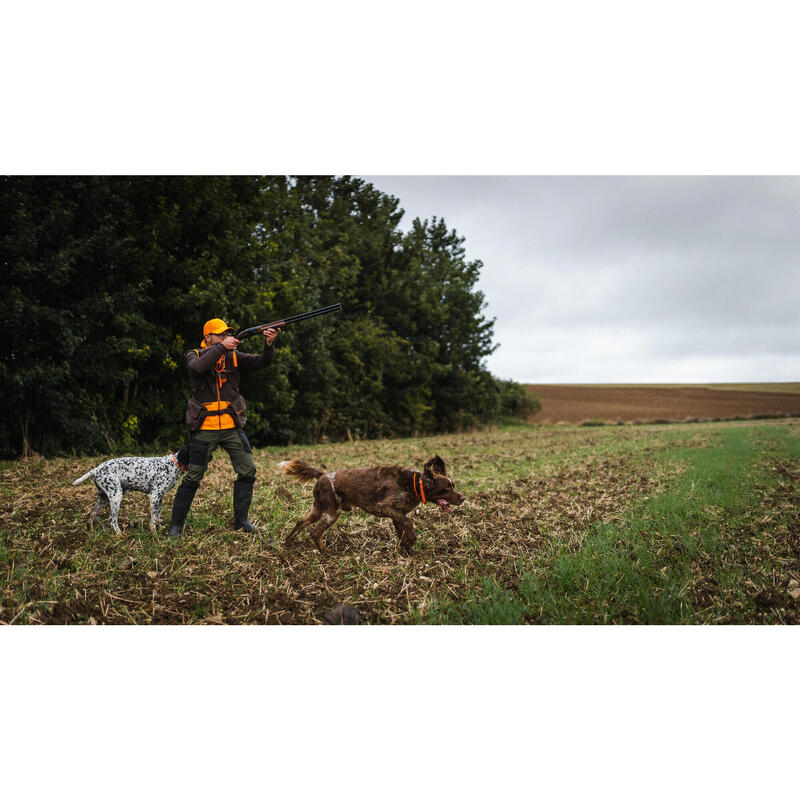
[528,384,800,424]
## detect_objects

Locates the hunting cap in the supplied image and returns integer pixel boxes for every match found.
[203,318,235,337]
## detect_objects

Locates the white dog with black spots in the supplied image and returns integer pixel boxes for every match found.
[72,446,190,533]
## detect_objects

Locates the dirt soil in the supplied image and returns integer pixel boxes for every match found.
[528,385,800,424]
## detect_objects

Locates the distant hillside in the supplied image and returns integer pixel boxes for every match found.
[527,384,800,424]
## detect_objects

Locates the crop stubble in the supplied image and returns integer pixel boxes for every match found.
[1,425,721,624]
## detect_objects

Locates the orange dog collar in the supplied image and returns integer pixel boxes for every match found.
[412,471,427,504]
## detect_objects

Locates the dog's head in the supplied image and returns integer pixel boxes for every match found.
[174,444,191,470]
[422,455,465,513]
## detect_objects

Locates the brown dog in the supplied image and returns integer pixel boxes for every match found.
[277,455,465,553]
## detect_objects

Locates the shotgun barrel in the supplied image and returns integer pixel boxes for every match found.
[235,303,343,340]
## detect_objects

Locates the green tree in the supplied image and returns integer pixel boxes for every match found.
[2,175,533,458]
[2,176,271,457]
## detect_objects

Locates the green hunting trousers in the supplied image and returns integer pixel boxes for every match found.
[184,428,256,484]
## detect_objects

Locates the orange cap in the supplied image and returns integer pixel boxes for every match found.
[203,318,234,337]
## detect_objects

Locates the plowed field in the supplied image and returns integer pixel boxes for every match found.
[528,384,800,424]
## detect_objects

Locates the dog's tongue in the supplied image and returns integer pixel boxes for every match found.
[437,499,452,512]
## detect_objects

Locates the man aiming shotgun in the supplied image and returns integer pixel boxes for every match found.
[167,303,342,539]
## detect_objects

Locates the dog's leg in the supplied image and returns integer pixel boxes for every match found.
[88,490,108,528]
[285,477,341,549]
[284,506,322,546]
[308,510,341,553]
[379,506,417,554]
[393,518,416,554]
[107,487,124,534]
[149,490,164,531]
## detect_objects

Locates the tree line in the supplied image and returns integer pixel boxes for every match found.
[2,176,538,459]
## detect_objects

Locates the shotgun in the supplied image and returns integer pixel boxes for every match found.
[235,303,343,340]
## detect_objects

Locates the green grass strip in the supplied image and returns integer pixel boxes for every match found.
[425,425,799,624]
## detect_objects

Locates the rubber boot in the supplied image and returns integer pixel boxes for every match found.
[233,477,257,532]
[167,478,200,539]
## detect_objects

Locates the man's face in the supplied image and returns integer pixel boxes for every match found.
[205,331,233,346]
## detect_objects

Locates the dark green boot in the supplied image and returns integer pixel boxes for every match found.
[233,477,257,533]
[167,479,200,539]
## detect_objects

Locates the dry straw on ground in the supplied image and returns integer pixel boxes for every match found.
[1,421,797,624]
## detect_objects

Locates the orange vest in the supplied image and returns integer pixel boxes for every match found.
[194,347,238,430]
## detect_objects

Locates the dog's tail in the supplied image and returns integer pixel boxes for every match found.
[277,459,325,483]
[72,469,95,486]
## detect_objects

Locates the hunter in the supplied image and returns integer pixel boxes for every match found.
[167,318,281,538]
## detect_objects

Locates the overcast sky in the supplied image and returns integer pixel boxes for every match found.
[361,176,800,384]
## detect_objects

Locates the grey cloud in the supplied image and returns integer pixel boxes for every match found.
[362,176,800,382]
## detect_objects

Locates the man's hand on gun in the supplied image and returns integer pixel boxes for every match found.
[222,324,282,351]
[262,325,283,346]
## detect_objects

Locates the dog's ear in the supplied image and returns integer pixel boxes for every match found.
[423,455,447,477]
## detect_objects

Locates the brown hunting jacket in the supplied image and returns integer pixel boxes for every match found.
[185,341,274,431]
